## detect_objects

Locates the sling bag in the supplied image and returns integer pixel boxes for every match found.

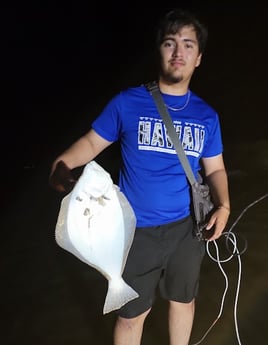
[145,81,215,240]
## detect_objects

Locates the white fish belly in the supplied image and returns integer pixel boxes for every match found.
[55,161,139,314]
[67,187,126,278]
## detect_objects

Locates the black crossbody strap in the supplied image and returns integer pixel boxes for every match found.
[145,81,197,186]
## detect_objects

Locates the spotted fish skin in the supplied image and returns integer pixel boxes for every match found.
[55,161,139,314]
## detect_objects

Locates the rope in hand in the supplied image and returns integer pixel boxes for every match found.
[191,193,268,345]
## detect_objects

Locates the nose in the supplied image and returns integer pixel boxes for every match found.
[172,44,182,57]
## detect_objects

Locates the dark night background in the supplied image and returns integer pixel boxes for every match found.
[6,1,268,181]
[2,1,268,344]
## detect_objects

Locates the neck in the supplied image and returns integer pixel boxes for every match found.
[158,79,189,96]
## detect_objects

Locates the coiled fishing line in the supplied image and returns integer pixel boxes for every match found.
[191,193,268,345]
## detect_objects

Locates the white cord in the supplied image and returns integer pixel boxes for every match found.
[207,233,242,345]
[191,233,240,345]
[191,193,268,345]
[191,237,230,345]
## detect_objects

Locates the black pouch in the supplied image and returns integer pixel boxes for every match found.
[191,177,215,241]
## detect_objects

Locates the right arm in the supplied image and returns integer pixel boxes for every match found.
[49,129,113,191]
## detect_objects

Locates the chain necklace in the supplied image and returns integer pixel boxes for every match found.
[165,91,191,112]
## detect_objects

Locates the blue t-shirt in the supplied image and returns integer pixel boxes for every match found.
[92,84,223,227]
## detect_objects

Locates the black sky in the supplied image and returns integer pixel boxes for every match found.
[4,1,268,181]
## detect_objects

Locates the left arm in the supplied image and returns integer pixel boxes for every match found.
[201,154,230,240]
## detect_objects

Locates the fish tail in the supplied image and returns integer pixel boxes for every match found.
[103,278,139,314]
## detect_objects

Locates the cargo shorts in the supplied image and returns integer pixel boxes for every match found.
[117,216,206,318]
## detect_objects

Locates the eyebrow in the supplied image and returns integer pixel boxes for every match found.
[162,37,198,44]
[183,38,198,44]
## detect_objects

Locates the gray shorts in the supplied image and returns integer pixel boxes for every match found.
[118,216,206,318]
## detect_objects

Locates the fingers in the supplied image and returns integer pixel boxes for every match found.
[49,160,76,193]
[205,207,230,241]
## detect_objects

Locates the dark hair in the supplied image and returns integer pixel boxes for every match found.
[156,8,208,54]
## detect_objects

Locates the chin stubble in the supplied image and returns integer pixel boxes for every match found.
[160,69,183,84]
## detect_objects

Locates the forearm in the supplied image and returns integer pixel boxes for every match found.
[49,130,113,193]
[49,136,96,192]
[206,169,230,211]
[51,129,112,173]
[52,136,96,172]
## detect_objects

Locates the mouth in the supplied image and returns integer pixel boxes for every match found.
[170,59,185,68]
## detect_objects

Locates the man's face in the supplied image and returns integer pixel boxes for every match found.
[159,25,202,84]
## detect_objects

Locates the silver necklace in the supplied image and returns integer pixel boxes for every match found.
[165,91,191,111]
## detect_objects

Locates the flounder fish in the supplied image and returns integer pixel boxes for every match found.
[55,160,139,314]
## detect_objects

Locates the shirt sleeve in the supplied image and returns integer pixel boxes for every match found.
[91,93,122,142]
[202,113,223,158]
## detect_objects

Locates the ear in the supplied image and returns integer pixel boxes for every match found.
[195,53,202,67]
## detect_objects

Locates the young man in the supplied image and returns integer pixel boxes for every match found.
[49,8,230,345]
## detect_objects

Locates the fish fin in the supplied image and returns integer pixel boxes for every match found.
[103,278,139,314]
